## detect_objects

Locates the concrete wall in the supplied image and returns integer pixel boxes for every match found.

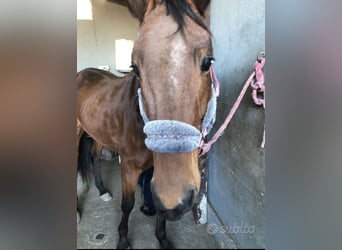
[77,0,139,75]
[207,0,265,248]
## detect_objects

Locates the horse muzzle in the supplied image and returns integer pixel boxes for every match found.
[151,185,198,221]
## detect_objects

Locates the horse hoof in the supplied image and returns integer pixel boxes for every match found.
[100,192,112,201]
[160,240,174,249]
[116,238,129,249]
[77,211,80,223]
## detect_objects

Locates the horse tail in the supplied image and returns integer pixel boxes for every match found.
[77,132,94,187]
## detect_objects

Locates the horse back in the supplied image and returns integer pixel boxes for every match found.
[77,67,121,89]
[77,68,151,167]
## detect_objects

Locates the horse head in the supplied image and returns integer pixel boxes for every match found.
[128,0,214,221]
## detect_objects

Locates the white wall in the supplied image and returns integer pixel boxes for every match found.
[77,0,139,75]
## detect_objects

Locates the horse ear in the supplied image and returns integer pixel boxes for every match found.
[127,0,147,23]
[193,0,211,16]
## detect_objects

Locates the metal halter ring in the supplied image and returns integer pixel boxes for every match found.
[257,51,265,61]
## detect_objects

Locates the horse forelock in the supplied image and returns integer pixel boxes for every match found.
[145,0,210,35]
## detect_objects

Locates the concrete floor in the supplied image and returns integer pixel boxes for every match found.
[77,156,220,249]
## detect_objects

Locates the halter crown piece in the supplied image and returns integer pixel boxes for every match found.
[137,66,219,153]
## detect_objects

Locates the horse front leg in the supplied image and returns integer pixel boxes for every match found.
[155,214,174,249]
[116,162,141,249]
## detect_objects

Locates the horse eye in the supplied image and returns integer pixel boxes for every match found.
[201,57,215,72]
[131,64,140,77]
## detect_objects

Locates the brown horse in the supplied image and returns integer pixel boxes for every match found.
[77,0,214,248]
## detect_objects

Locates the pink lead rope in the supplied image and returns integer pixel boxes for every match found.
[200,53,266,156]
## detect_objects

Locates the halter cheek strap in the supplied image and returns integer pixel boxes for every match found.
[137,67,218,153]
[137,88,149,124]
[201,84,217,137]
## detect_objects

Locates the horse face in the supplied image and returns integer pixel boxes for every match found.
[129,0,212,220]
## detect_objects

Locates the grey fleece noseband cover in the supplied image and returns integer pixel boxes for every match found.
[137,86,217,153]
[144,120,202,153]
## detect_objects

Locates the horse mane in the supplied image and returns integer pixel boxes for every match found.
[151,0,210,34]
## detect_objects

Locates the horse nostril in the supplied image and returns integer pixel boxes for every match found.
[150,184,165,212]
[187,188,196,206]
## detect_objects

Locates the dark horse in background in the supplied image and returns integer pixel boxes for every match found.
[77,0,213,248]
[77,132,113,203]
